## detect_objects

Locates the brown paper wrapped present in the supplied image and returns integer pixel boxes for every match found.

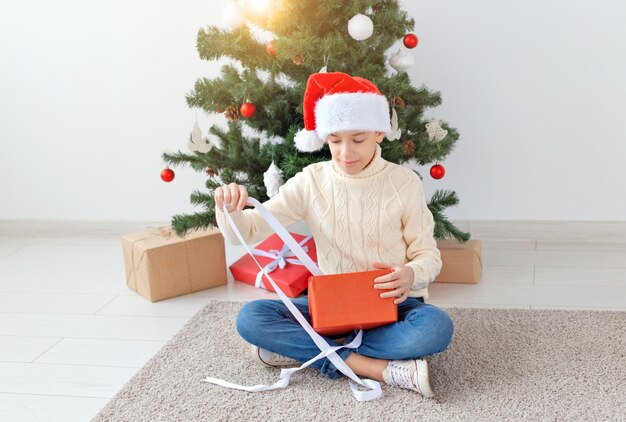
[121,227,227,302]
[435,239,483,284]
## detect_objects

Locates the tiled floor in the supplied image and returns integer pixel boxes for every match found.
[0,220,625,421]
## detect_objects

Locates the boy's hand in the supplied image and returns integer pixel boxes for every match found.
[372,262,415,304]
[214,183,249,213]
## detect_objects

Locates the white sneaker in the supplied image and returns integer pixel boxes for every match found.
[250,345,300,368]
[382,358,435,398]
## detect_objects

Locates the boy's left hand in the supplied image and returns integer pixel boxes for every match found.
[371,262,414,304]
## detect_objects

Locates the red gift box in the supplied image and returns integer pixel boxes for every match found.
[229,233,318,298]
[308,269,398,336]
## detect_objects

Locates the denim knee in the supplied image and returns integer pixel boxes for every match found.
[423,306,454,353]
[406,305,454,355]
[235,300,272,344]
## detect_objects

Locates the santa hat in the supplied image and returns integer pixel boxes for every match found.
[295,72,392,152]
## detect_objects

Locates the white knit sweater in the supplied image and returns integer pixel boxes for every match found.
[215,145,442,299]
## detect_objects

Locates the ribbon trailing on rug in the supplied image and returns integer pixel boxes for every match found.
[202,197,383,402]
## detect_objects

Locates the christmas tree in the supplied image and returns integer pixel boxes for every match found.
[163,0,470,242]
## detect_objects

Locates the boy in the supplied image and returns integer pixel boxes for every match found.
[214,72,453,397]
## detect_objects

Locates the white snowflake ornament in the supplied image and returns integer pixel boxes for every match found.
[389,49,414,72]
[188,120,214,153]
[425,119,448,142]
[263,161,284,198]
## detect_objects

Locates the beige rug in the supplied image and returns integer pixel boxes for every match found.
[92,301,626,421]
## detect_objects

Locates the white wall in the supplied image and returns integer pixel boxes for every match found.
[1,0,625,222]
[411,0,626,221]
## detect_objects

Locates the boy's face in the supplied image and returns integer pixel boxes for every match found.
[327,131,385,175]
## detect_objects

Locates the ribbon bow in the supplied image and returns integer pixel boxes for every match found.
[251,236,312,289]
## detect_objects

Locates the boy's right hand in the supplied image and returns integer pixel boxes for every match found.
[214,183,249,213]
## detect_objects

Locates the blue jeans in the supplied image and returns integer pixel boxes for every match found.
[236,297,454,379]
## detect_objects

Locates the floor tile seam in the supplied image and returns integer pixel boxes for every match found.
[0,334,168,342]
[92,295,122,315]
[483,263,626,269]
[0,291,121,297]
[30,337,65,363]
[0,312,190,319]
[0,361,143,369]
[0,391,112,400]
[0,290,130,295]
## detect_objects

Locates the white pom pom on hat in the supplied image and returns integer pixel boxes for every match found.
[295,72,392,152]
[294,129,325,152]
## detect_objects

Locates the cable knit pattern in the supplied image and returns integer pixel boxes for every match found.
[333,175,353,272]
[363,176,378,269]
[215,145,442,299]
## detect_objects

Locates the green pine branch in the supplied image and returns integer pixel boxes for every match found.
[171,211,216,237]
[428,189,471,242]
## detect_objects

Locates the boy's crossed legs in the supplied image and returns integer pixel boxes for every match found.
[236,297,454,397]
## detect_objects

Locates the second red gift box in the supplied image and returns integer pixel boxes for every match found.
[229,232,317,297]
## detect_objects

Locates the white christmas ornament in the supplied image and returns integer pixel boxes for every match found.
[234,171,250,182]
[222,3,246,29]
[319,56,329,73]
[348,14,373,41]
[386,108,401,141]
[426,119,448,141]
[188,120,214,153]
[389,49,414,72]
[263,161,284,198]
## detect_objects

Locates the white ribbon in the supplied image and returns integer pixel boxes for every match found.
[203,198,383,401]
[251,236,312,289]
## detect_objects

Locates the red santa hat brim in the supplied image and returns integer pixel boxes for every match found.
[314,92,391,141]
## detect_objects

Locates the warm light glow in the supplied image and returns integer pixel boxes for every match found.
[247,0,272,13]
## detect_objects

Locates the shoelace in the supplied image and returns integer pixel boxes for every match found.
[268,352,299,366]
[388,362,421,394]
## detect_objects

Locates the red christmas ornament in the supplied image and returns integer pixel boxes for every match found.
[160,168,175,182]
[403,33,419,49]
[430,163,445,180]
[240,101,257,118]
[266,40,277,56]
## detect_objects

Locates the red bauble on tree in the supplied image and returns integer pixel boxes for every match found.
[161,167,175,182]
[266,40,277,56]
[430,163,445,180]
[403,33,419,49]
[240,101,256,118]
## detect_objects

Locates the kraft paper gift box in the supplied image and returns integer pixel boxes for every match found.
[308,269,397,336]
[435,239,483,284]
[229,232,317,298]
[121,227,227,302]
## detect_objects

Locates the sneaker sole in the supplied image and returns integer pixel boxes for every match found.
[416,359,435,398]
[250,345,273,368]
[250,345,300,368]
